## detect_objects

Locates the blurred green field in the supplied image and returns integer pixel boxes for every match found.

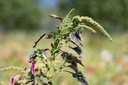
[0,32,128,85]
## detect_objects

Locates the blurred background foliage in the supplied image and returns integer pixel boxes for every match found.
[58,0,128,32]
[0,0,128,32]
[0,0,42,32]
[0,0,128,85]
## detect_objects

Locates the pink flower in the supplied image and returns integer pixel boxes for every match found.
[86,67,94,74]
[30,61,37,85]
[10,77,14,85]
[31,61,36,75]
[10,75,22,85]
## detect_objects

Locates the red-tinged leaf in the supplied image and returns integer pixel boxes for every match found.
[46,34,53,39]
[33,33,46,48]
[50,14,62,22]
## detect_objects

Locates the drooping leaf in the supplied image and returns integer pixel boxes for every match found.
[70,30,83,46]
[29,50,37,63]
[64,69,89,85]
[68,46,82,56]
[74,71,89,85]
[68,65,79,73]
[61,52,84,67]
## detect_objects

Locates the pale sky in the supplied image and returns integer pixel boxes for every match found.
[39,0,58,8]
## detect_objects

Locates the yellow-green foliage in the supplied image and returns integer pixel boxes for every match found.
[61,9,112,42]
[81,16,113,42]
[0,66,23,72]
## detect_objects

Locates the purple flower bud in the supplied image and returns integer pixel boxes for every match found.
[10,77,14,85]
[10,75,22,85]
[24,67,27,72]
[14,75,22,81]
[31,61,36,75]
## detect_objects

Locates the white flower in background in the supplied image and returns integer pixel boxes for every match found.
[116,64,122,72]
[100,50,113,62]
[123,55,128,63]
